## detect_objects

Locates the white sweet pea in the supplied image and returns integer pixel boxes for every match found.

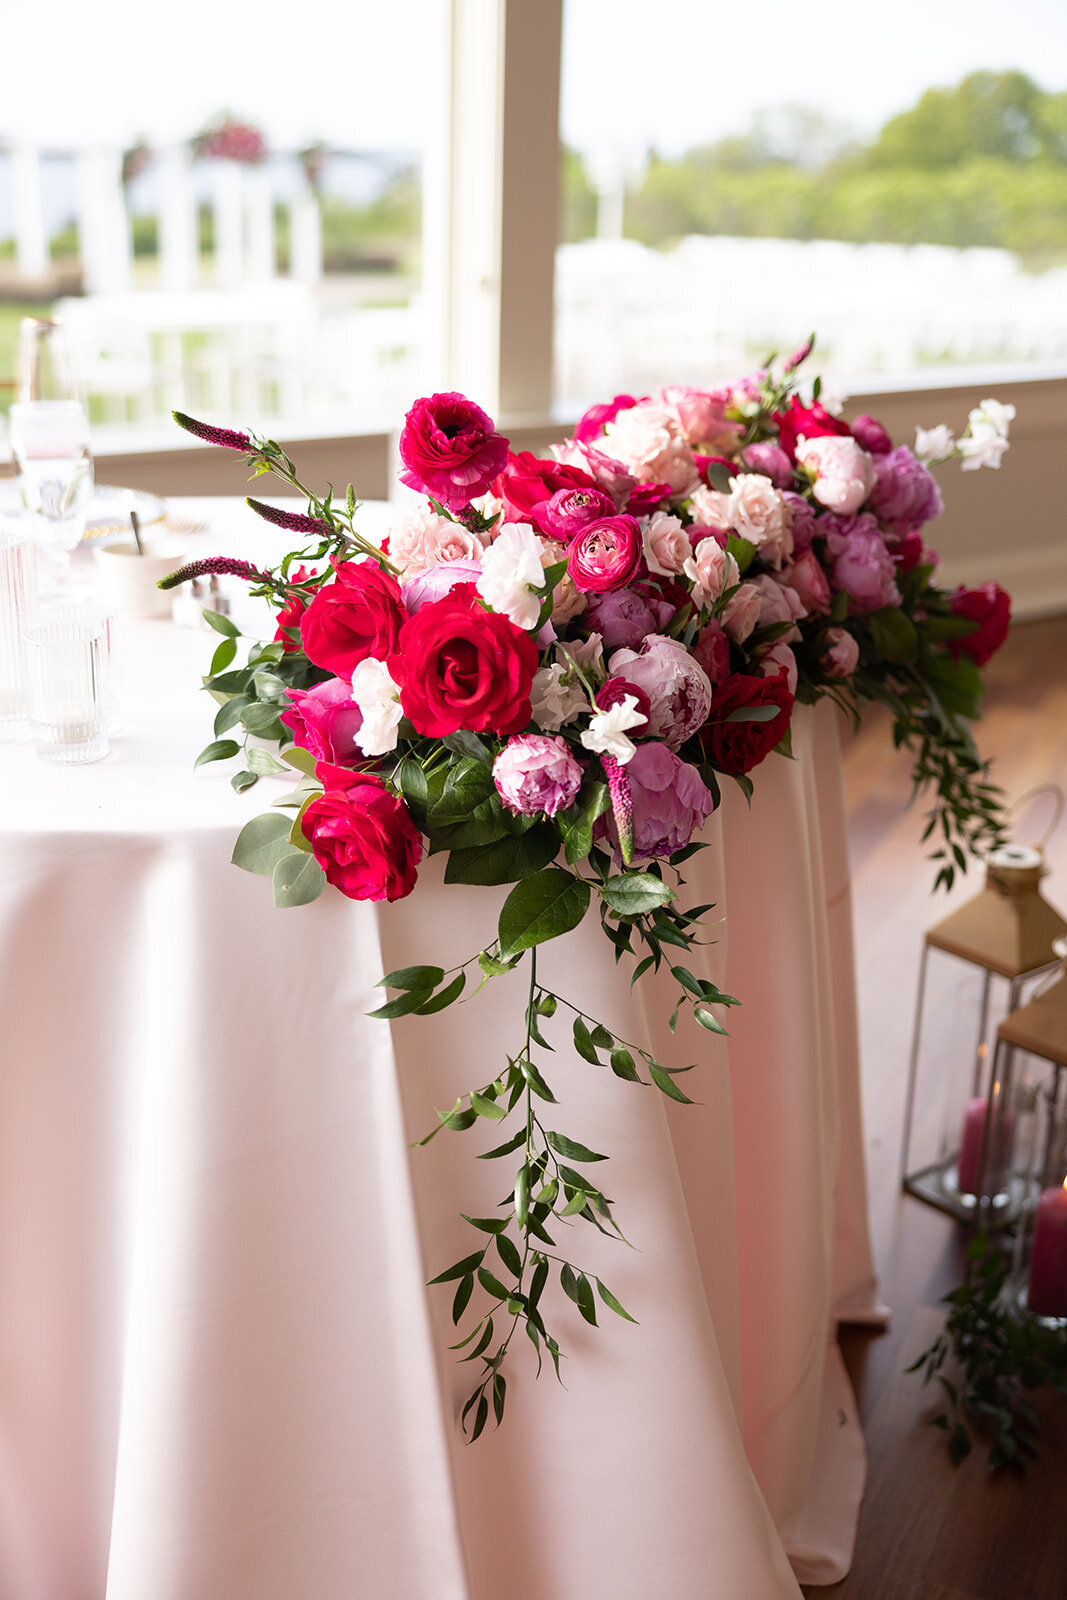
[958,421,1010,471]
[476,523,545,631]
[350,657,403,757]
[579,695,647,765]
[913,423,955,465]
[557,633,604,674]
[970,398,1015,438]
[530,663,586,732]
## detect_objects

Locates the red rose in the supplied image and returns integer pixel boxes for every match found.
[398,392,509,511]
[300,561,407,680]
[273,564,315,653]
[566,515,643,594]
[774,396,851,461]
[949,583,1011,666]
[303,774,422,902]
[390,585,538,737]
[698,671,794,776]
[495,450,599,531]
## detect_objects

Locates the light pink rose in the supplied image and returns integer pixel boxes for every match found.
[493,734,583,817]
[539,538,587,625]
[796,434,876,515]
[726,474,794,568]
[759,640,798,696]
[780,549,831,614]
[643,510,691,577]
[741,442,793,489]
[653,385,743,451]
[607,635,713,750]
[721,582,762,643]
[821,627,860,678]
[692,620,731,685]
[752,573,807,642]
[601,403,701,493]
[823,517,901,615]
[387,505,485,577]
[687,485,733,529]
[686,540,739,608]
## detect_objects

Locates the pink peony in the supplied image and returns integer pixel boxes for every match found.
[850,414,893,455]
[797,435,876,516]
[605,741,715,862]
[866,446,943,536]
[782,491,817,554]
[823,516,901,615]
[607,635,713,750]
[583,584,675,652]
[493,734,583,817]
[740,442,793,488]
[721,582,762,643]
[780,549,831,614]
[567,515,643,593]
[280,677,364,766]
[398,392,508,510]
[553,438,637,509]
[821,627,860,679]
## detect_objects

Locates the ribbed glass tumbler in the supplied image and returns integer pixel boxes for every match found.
[0,518,36,743]
[25,606,111,764]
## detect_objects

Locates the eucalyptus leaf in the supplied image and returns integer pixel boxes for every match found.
[600,873,674,916]
[194,738,240,770]
[231,811,293,875]
[272,851,326,907]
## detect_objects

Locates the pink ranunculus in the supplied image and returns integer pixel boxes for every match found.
[400,559,485,612]
[726,474,794,568]
[583,584,674,652]
[949,583,1011,666]
[850,414,893,455]
[573,393,638,444]
[780,549,831,614]
[643,511,692,577]
[752,573,807,641]
[653,384,743,451]
[600,741,715,862]
[492,734,584,817]
[387,504,485,577]
[280,677,364,766]
[759,640,799,696]
[539,484,617,541]
[721,582,762,643]
[797,435,876,516]
[866,446,943,536]
[566,515,643,593]
[607,635,713,750]
[741,442,793,488]
[601,403,701,493]
[782,491,817,554]
[398,392,509,510]
[821,627,860,679]
[691,620,731,685]
[823,516,901,615]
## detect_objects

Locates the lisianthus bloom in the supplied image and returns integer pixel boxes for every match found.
[958,400,1015,471]
[493,734,583,817]
[280,677,363,765]
[579,695,648,764]
[273,564,315,652]
[822,516,901,615]
[386,504,485,578]
[866,446,943,536]
[699,671,794,776]
[820,627,860,680]
[607,635,713,750]
[300,560,408,680]
[530,661,587,732]
[303,771,421,902]
[602,741,715,862]
[773,395,850,460]
[583,583,674,651]
[349,657,403,757]
[914,423,955,465]
[390,584,538,738]
[567,515,643,594]
[949,583,1011,665]
[797,435,876,516]
[398,392,508,510]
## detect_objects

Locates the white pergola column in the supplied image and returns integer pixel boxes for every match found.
[290,190,323,285]
[424,0,562,422]
[158,144,198,290]
[76,147,132,293]
[211,160,245,287]
[12,144,49,281]
[245,164,275,280]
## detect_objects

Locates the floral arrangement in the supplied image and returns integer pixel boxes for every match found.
[193,115,267,165]
[165,339,1012,1437]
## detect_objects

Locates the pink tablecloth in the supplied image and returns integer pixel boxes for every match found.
[0,499,885,1600]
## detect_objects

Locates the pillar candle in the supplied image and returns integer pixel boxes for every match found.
[956,1094,1015,1197]
[1027,1180,1067,1318]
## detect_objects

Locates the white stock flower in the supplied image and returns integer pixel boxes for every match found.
[530,663,587,732]
[476,523,545,631]
[350,657,403,757]
[579,696,647,765]
[913,423,955,465]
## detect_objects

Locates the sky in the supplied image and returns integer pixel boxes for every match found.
[1,0,1065,156]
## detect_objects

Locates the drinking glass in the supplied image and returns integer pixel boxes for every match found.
[25,606,111,764]
[18,315,81,404]
[0,518,36,742]
[9,400,94,594]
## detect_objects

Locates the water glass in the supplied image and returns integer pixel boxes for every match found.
[25,607,112,764]
[18,315,81,404]
[9,400,94,592]
[0,519,37,742]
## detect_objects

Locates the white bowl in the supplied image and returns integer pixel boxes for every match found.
[93,539,186,620]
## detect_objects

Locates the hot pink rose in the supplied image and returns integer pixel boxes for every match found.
[567,515,643,593]
[607,635,713,750]
[823,516,901,615]
[496,451,599,530]
[303,774,422,902]
[850,414,893,455]
[398,392,508,510]
[774,396,851,460]
[797,435,876,516]
[821,627,860,679]
[539,484,616,540]
[740,442,793,488]
[280,677,364,766]
[780,549,831,614]
[583,584,674,651]
[949,583,1011,666]
[605,741,715,863]
[492,734,583,817]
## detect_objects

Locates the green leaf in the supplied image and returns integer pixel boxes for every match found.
[379,964,446,992]
[272,851,326,907]
[394,756,429,812]
[477,1266,511,1301]
[707,461,735,493]
[194,738,240,770]
[496,1233,522,1277]
[248,746,287,777]
[478,949,520,979]
[649,1061,694,1104]
[546,1130,607,1163]
[209,635,238,676]
[498,869,591,958]
[444,824,559,886]
[202,607,240,638]
[281,744,318,777]
[427,1250,485,1285]
[575,1271,598,1326]
[442,730,493,766]
[514,1166,530,1228]
[415,972,466,1014]
[562,780,610,865]
[471,1090,508,1120]
[596,1278,638,1323]
[430,757,496,823]
[214,695,250,736]
[571,1016,600,1064]
[231,769,258,794]
[600,873,674,917]
[231,811,294,875]
[560,1262,580,1304]
[519,1056,557,1102]
[869,606,919,666]
[460,1214,508,1234]
[241,701,286,738]
[452,1273,474,1324]
[609,1046,641,1082]
[725,704,781,723]
[478,1126,527,1161]
[492,1372,507,1427]
[694,1005,729,1035]
[366,989,434,1020]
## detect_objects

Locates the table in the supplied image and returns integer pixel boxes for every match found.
[0,498,888,1600]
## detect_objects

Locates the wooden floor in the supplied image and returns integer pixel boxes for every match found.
[803,615,1067,1600]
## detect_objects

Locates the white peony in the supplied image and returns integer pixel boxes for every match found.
[350,657,403,757]
[476,523,546,630]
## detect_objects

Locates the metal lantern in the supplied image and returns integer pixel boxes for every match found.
[1011,1071,1067,1325]
[901,846,1067,1224]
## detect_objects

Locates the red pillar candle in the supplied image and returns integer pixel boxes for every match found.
[1027,1180,1067,1318]
[956,1095,1015,1197]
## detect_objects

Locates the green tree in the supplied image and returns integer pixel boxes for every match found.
[866,70,1060,169]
